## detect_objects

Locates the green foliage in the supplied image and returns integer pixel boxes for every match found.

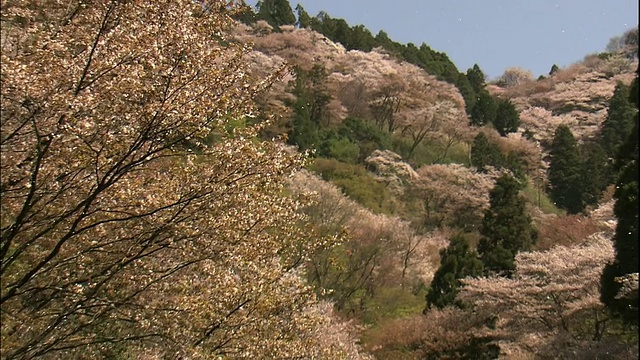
[470,132,504,171]
[286,64,331,151]
[478,175,537,276]
[455,73,477,115]
[317,135,360,163]
[310,158,395,214]
[599,82,637,158]
[600,114,639,324]
[303,10,479,110]
[548,125,585,214]
[256,0,296,28]
[579,142,609,207]
[520,181,565,216]
[288,95,319,150]
[374,30,404,57]
[337,117,392,161]
[361,287,426,324]
[493,98,520,136]
[391,135,469,168]
[504,151,526,180]
[347,24,376,52]
[469,90,497,126]
[314,117,392,163]
[549,64,560,75]
[294,3,310,28]
[466,64,486,94]
[426,234,484,310]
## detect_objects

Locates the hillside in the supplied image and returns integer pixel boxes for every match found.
[1,1,637,359]
[490,55,637,145]
[231,9,638,359]
[232,21,468,145]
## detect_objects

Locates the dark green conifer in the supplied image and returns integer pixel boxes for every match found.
[493,99,520,136]
[466,64,486,93]
[294,4,311,28]
[478,175,536,276]
[579,142,609,207]
[470,90,497,126]
[470,132,504,171]
[600,114,638,324]
[548,125,584,214]
[599,82,637,158]
[257,0,296,29]
[426,234,484,310]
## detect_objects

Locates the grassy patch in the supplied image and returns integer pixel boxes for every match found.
[309,158,396,214]
[392,135,470,168]
[521,180,564,216]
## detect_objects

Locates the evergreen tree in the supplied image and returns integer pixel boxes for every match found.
[426,234,484,310]
[256,0,296,29]
[504,151,526,180]
[286,65,330,150]
[466,64,486,93]
[470,132,504,171]
[294,3,310,28]
[599,82,637,158]
[288,96,319,151]
[349,24,375,51]
[549,64,560,75]
[600,114,639,324]
[493,98,520,136]
[455,73,477,115]
[548,125,584,214]
[332,18,353,47]
[478,175,537,276]
[470,90,497,126]
[579,142,609,207]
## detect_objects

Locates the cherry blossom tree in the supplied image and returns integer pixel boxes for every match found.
[0,1,346,358]
[459,232,637,358]
[410,163,501,229]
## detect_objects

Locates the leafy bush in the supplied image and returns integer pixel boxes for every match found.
[310,158,395,214]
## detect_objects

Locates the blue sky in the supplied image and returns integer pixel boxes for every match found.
[244,0,638,79]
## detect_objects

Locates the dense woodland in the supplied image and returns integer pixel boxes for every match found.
[1,0,638,359]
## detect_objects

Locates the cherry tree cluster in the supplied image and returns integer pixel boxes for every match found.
[0,1,349,358]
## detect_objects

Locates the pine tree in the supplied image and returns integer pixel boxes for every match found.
[257,0,296,29]
[599,82,637,158]
[470,132,504,171]
[478,175,537,276]
[549,64,560,75]
[493,98,520,136]
[470,90,497,126]
[426,234,484,310]
[600,114,639,324]
[294,3,311,28]
[286,65,331,150]
[466,64,486,94]
[579,142,609,207]
[456,73,477,115]
[288,96,319,150]
[548,125,585,214]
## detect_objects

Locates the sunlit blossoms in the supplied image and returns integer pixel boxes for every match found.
[1,1,347,358]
